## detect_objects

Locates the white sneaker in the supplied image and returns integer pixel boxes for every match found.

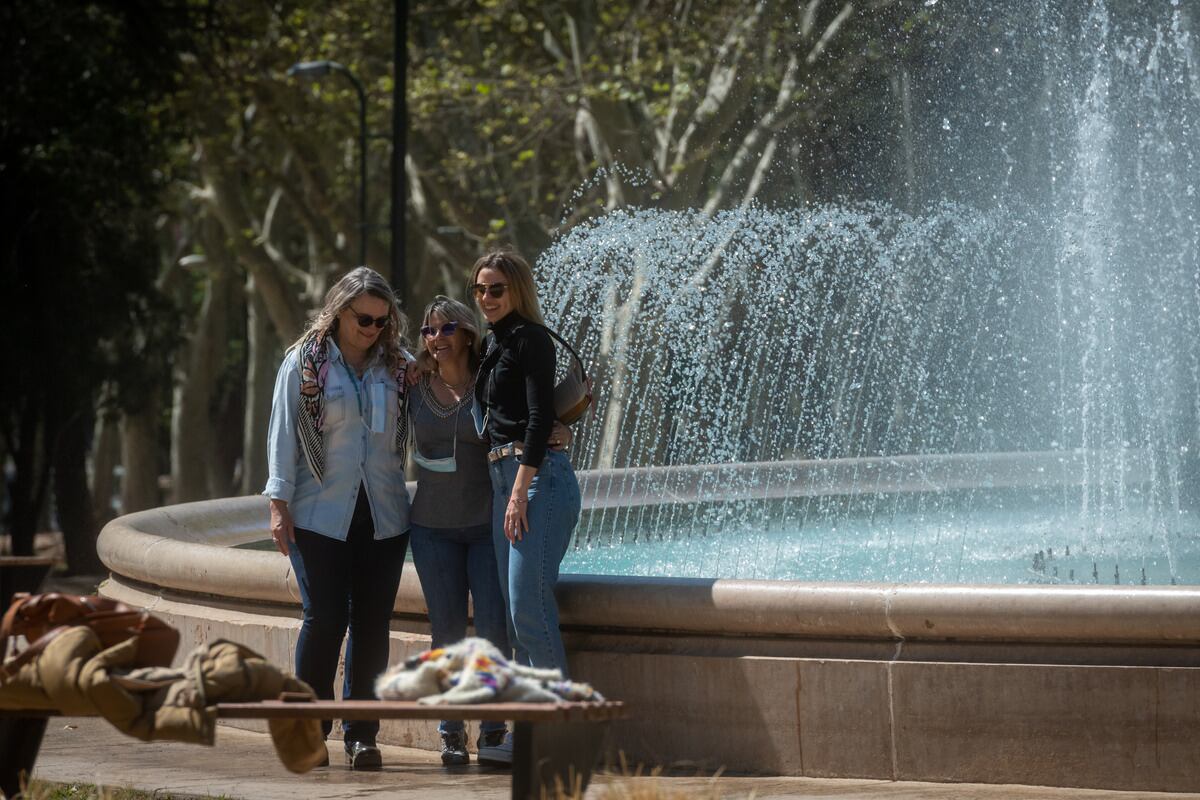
[476,730,513,766]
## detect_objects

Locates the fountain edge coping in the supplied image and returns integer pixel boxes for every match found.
[97,492,1200,645]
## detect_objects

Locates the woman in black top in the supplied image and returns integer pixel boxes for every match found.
[471,250,582,680]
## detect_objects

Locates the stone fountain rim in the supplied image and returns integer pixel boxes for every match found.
[97,451,1200,646]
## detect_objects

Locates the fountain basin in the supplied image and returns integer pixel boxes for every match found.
[97,454,1200,791]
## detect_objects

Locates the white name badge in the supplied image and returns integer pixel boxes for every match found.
[369,383,388,433]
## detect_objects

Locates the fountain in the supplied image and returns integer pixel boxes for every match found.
[545,204,1199,585]
[98,0,1200,791]
[542,0,1200,587]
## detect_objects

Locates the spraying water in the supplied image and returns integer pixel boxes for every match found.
[533,1,1200,585]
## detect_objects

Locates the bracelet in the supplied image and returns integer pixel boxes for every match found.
[509,496,528,505]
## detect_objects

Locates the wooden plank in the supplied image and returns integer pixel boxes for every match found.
[1,700,626,722]
[0,557,57,567]
[214,699,626,722]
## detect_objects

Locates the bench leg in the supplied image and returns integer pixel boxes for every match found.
[511,720,607,800]
[0,717,47,799]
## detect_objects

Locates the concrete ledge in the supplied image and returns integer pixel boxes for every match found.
[99,499,1200,646]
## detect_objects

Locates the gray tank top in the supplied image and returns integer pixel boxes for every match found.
[408,376,492,529]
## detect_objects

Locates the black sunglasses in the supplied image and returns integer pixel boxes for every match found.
[471,282,508,299]
[348,306,389,329]
[420,321,459,338]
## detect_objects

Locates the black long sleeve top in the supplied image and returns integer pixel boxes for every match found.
[474,311,556,468]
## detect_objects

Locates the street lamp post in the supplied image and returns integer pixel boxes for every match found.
[287,60,368,269]
[392,0,408,306]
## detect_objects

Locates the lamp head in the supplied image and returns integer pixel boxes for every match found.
[287,60,333,79]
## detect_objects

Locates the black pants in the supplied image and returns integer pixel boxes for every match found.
[290,489,408,742]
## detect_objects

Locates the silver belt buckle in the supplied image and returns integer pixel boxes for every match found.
[488,443,522,463]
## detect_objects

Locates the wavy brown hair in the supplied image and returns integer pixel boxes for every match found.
[290,267,410,370]
[470,249,544,324]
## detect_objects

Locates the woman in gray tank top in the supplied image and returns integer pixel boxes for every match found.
[407,296,570,767]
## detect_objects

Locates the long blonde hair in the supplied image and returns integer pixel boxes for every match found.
[291,267,410,370]
[471,250,544,324]
[415,295,483,376]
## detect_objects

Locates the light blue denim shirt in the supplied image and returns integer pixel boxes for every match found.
[264,341,410,541]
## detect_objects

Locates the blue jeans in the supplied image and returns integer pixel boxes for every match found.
[410,521,509,735]
[488,449,582,676]
[289,489,407,743]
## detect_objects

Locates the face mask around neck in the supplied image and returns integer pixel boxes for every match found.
[413,400,459,473]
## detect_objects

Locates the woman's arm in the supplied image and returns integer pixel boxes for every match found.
[518,328,557,468]
[504,329,557,542]
[504,420,571,541]
[265,353,300,555]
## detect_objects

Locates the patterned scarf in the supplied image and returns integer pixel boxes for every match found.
[297,328,409,484]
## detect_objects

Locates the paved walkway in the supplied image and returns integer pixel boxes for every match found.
[30,717,1199,799]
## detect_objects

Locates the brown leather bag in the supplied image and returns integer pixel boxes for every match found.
[0,593,180,682]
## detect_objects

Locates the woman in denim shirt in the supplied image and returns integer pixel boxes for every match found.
[264,267,411,771]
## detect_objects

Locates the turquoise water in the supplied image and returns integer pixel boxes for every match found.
[237,498,1200,585]
[562,497,1200,586]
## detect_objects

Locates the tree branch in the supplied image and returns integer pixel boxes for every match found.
[703,53,799,216]
[195,157,305,340]
[671,2,766,174]
[807,2,854,64]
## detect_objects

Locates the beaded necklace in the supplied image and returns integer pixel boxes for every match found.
[419,374,473,419]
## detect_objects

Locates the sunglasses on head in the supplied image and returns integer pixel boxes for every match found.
[348,306,389,329]
[471,282,508,299]
[420,321,459,338]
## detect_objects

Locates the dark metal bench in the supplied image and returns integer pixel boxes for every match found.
[1,698,627,800]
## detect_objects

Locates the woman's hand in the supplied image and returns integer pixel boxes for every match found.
[404,360,427,387]
[548,421,572,451]
[504,464,538,543]
[269,499,295,556]
[504,492,528,543]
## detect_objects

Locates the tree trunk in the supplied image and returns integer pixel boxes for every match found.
[595,267,646,469]
[90,406,121,529]
[0,433,7,537]
[120,404,161,514]
[208,270,245,497]
[200,161,306,342]
[895,64,917,212]
[53,407,104,574]
[170,260,232,503]
[241,281,278,495]
[6,409,49,556]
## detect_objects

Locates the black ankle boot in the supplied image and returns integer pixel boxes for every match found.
[440,730,469,766]
[344,740,383,770]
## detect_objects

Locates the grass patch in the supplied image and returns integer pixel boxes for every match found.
[22,782,233,800]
